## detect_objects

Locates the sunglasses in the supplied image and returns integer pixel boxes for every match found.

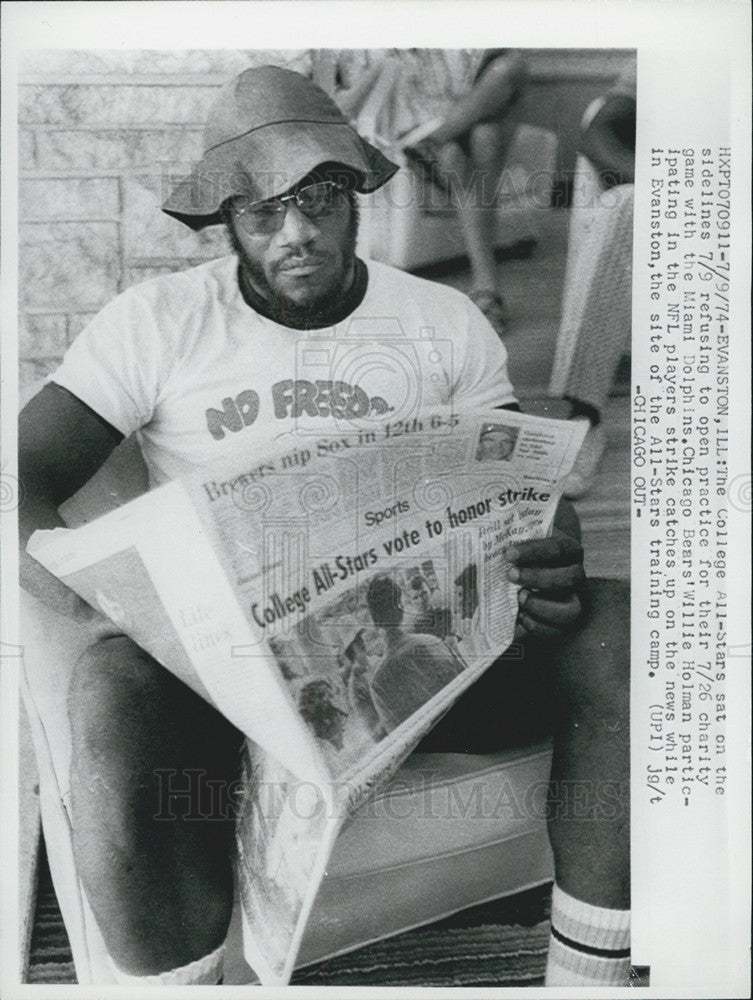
[232,180,348,236]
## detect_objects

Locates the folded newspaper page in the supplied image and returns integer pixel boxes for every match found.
[28,407,586,984]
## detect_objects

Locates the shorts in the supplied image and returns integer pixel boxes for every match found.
[415,636,557,754]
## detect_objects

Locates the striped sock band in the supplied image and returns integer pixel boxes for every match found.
[545,884,631,986]
[108,942,225,986]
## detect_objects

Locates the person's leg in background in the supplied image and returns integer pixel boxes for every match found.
[403,52,528,335]
[418,576,631,987]
[551,69,636,498]
[434,115,520,334]
[423,51,526,149]
[67,634,244,984]
[552,184,635,498]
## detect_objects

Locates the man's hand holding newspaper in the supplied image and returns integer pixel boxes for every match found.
[509,530,586,639]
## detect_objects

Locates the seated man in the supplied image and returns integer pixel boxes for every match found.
[19,65,630,987]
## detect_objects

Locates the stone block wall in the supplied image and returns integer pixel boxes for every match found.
[18,49,311,393]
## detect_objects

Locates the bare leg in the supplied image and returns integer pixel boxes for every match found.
[436,118,519,296]
[546,578,630,907]
[401,55,526,332]
[430,53,527,144]
[68,635,243,975]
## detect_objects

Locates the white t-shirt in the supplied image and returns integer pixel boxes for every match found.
[51,256,516,488]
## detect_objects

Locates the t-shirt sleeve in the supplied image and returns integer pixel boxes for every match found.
[48,288,166,438]
[452,297,517,410]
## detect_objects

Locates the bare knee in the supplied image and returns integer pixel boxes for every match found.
[68,636,175,774]
[469,120,516,170]
[68,636,241,819]
[478,52,528,96]
[436,139,471,183]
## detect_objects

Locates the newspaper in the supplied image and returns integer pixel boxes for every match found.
[1,5,751,998]
[27,407,586,983]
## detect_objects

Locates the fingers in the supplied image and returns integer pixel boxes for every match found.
[506,534,586,637]
[518,589,582,627]
[507,562,585,591]
[517,612,563,638]
[516,590,583,637]
[505,534,585,592]
[504,535,584,569]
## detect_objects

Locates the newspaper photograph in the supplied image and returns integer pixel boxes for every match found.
[0,2,749,997]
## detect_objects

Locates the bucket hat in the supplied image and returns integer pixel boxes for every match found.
[162,65,399,230]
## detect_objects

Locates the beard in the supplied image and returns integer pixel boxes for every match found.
[227,196,360,329]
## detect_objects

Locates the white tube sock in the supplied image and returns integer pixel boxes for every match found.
[545,884,631,987]
[108,941,225,986]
